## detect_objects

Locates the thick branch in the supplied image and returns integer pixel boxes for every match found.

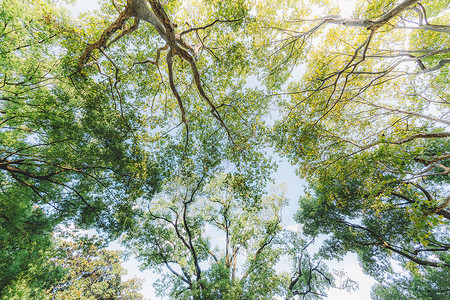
[294,0,419,31]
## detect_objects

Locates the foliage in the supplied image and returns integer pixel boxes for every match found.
[45,234,143,300]
[0,233,143,300]
[124,173,350,299]
[371,253,450,299]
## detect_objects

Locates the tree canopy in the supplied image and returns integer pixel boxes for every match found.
[0,0,449,299]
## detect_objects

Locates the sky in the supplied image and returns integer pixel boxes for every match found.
[65,1,375,299]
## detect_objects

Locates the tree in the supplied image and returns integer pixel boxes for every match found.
[0,1,161,296]
[3,0,448,298]
[74,0,279,148]
[46,234,143,300]
[1,0,279,296]
[268,0,450,292]
[0,0,164,236]
[0,233,143,300]
[69,0,279,231]
[125,171,287,299]
[0,205,61,299]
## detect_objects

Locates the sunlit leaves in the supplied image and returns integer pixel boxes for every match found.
[267,0,450,293]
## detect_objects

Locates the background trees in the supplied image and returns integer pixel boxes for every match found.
[125,173,288,298]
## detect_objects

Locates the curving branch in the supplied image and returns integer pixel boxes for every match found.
[290,0,442,33]
[340,219,450,268]
[78,0,239,144]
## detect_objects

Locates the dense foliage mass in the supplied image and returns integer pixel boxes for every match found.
[0,0,448,299]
